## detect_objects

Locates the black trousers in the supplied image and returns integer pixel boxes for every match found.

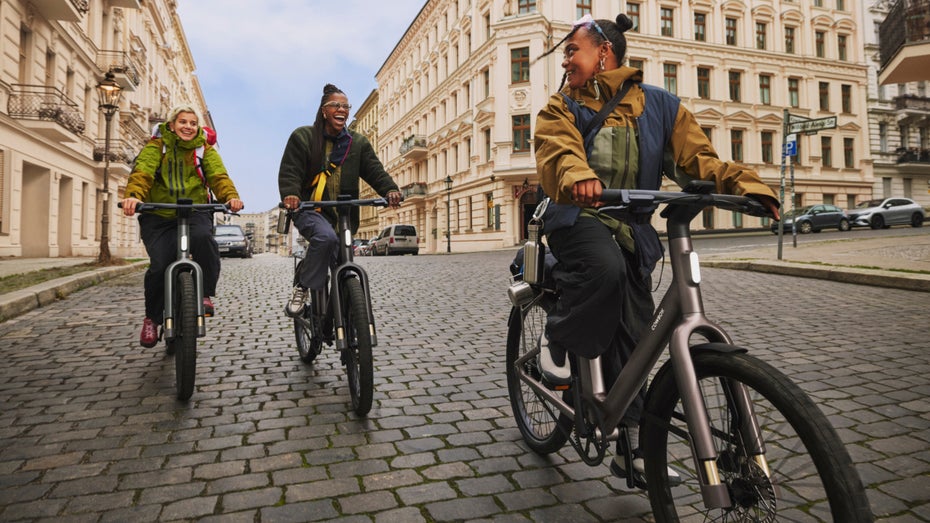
[546,216,655,425]
[292,210,338,291]
[139,212,220,323]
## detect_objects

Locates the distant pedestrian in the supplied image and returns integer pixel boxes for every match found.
[120,104,244,348]
[278,83,401,325]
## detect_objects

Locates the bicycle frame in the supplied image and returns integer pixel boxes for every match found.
[512,187,770,509]
[290,197,386,350]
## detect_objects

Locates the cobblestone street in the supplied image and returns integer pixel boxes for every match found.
[0,250,928,522]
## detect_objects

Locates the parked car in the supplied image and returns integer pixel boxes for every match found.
[214,224,252,258]
[847,197,925,229]
[771,204,850,234]
[353,239,371,257]
[371,224,419,256]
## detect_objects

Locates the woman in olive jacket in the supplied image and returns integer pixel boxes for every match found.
[121,104,244,348]
[278,84,401,318]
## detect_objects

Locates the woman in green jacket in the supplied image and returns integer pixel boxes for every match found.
[278,84,401,320]
[121,105,244,348]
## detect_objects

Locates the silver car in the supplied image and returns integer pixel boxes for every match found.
[847,197,925,229]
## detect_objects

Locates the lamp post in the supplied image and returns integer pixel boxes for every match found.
[96,72,123,265]
[444,175,452,253]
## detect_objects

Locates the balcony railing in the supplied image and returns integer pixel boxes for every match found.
[32,0,89,21]
[401,182,428,199]
[894,94,930,111]
[896,147,930,163]
[399,135,428,159]
[8,84,85,135]
[96,50,141,89]
[880,0,930,70]
[93,139,138,166]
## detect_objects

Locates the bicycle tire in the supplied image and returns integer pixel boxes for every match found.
[343,277,373,416]
[505,302,571,454]
[174,271,198,401]
[294,307,322,364]
[641,349,873,522]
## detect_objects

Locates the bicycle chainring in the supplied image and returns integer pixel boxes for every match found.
[568,397,609,466]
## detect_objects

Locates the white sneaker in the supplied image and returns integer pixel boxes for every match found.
[610,453,682,487]
[537,333,571,386]
[286,286,308,316]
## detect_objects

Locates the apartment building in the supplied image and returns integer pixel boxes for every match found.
[373,0,873,253]
[0,0,208,258]
[348,89,383,242]
[866,0,930,205]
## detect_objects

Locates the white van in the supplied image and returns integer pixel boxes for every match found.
[371,224,419,256]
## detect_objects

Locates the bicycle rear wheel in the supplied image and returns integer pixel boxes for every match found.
[173,271,198,401]
[342,277,373,416]
[641,349,872,522]
[294,307,323,364]
[505,300,571,454]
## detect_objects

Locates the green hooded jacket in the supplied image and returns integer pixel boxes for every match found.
[125,123,239,218]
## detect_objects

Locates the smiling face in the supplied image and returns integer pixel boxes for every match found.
[562,26,612,90]
[169,111,199,141]
[321,93,351,135]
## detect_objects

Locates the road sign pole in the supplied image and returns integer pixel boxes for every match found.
[778,109,788,260]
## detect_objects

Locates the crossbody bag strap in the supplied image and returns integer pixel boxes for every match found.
[580,80,634,139]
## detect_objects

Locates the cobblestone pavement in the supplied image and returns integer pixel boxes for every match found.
[0,251,927,522]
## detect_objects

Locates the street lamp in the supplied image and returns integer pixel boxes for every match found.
[96,72,123,265]
[444,175,452,253]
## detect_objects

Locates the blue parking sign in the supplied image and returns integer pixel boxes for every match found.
[783,142,797,157]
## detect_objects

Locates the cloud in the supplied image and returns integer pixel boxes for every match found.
[176,0,425,212]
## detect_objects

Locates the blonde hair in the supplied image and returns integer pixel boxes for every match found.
[166,104,202,127]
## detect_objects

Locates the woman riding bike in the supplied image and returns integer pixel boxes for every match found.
[278,84,401,321]
[121,104,244,348]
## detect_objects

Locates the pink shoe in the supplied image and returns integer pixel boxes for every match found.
[203,297,214,317]
[140,318,158,348]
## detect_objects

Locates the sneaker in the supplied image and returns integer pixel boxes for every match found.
[286,286,308,316]
[537,333,571,386]
[610,451,682,487]
[140,317,158,348]
[203,297,214,317]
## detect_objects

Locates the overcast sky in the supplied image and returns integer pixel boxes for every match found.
[176,0,426,213]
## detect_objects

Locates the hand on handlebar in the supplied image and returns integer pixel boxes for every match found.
[282,195,301,211]
[572,179,603,208]
[753,195,780,221]
[227,198,244,213]
[120,197,143,216]
[386,190,402,209]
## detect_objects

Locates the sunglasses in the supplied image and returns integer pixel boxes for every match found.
[323,102,352,111]
[572,14,609,44]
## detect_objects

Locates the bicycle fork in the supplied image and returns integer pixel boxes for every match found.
[163,210,206,339]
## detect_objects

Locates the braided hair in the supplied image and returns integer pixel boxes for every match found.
[310,83,345,173]
[539,14,635,91]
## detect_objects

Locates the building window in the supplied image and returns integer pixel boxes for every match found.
[629,58,644,72]
[729,71,742,102]
[762,131,774,164]
[482,68,490,98]
[879,122,887,152]
[785,27,796,54]
[511,47,529,84]
[517,0,536,14]
[701,127,713,143]
[512,114,531,152]
[837,0,845,10]
[814,0,823,6]
[663,64,678,95]
[756,22,767,50]
[731,130,744,161]
[821,136,832,167]
[759,75,771,105]
[661,8,674,37]
[838,35,848,60]
[819,81,829,111]
[486,193,495,228]
[844,137,854,167]
[694,13,707,41]
[841,84,852,113]
[628,3,640,32]
[725,18,737,46]
[815,31,825,57]
[576,0,591,18]
[788,78,800,107]
[697,67,710,99]
[483,128,491,162]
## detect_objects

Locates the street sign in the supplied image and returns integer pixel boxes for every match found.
[783,141,797,156]
[787,116,837,135]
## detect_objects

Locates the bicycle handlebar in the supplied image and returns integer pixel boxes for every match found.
[599,188,772,218]
[118,201,232,214]
[279,197,394,212]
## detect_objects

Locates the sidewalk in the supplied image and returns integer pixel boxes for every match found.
[0,257,148,322]
[702,231,930,292]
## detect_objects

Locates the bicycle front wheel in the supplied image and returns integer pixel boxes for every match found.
[342,277,373,416]
[174,271,198,401]
[505,301,570,454]
[641,350,872,522]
